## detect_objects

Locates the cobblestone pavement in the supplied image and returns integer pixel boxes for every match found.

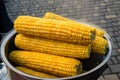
[3,0,120,80]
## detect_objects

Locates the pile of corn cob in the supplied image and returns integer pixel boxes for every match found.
[9,12,108,78]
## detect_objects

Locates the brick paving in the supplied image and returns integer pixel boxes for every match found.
[2,0,120,80]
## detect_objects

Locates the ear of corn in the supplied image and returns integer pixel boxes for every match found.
[44,12,105,37]
[9,50,82,77]
[14,16,96,45]
[15,34,90,59]
[91,36,108,54]
[16,66,57,78]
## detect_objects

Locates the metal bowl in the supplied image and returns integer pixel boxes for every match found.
[0,21,112,80]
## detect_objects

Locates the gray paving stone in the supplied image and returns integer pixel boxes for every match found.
[35,5,40,8]
[118,73,120,78]
[108,32,115,37]
[111,38,117,44]
[107,27,114,32]
[107,59,113,65]
[48,1,54,4]
[94,7,99,10]
[93,13,99,17]
[60,13,68,16]
[111,49,118,56]
[21,9,28,12]
[97,23,108,28]
[116,1,120,3]
[115,37,120,42]
[117,49,120,54]
[105,15,117,18]
[23,12,31,15]
[114,32,120,36]
[20,1,28,4]
[100,20,106,23]
[104,74,119,80]
[76,5,81,8]
[110,23,118,27]
[117,43,120,47]
[103,68,111,74]
[116,56,120,62]
[117,22,120,25]
[112,43,119,49]
[97,76,105,80]
[111,56,118,64]
[109,64,120,73]
[100,3,106,6]
[107,8,111,12]
[78,18,88,21]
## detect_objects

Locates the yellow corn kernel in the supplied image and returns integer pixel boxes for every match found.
[91,36,108,54]
[9,50,82,77]
[15,34,90,59]
[14,16,96,45]
[44,12,105,37]
[16,66,57,78]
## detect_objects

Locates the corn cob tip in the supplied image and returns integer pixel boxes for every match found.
[104,46,108,55]
[91,30,96,41]
[103,42,109,55]
[88,46,91,58]
[77,62,83,74]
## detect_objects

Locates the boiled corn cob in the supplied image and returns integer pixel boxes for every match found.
[44,12,105,37]
[16,66,57,78]
[14,16,96,45]
[15,34,90,59]
[91,36,108,54]
[9,50,82,77]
